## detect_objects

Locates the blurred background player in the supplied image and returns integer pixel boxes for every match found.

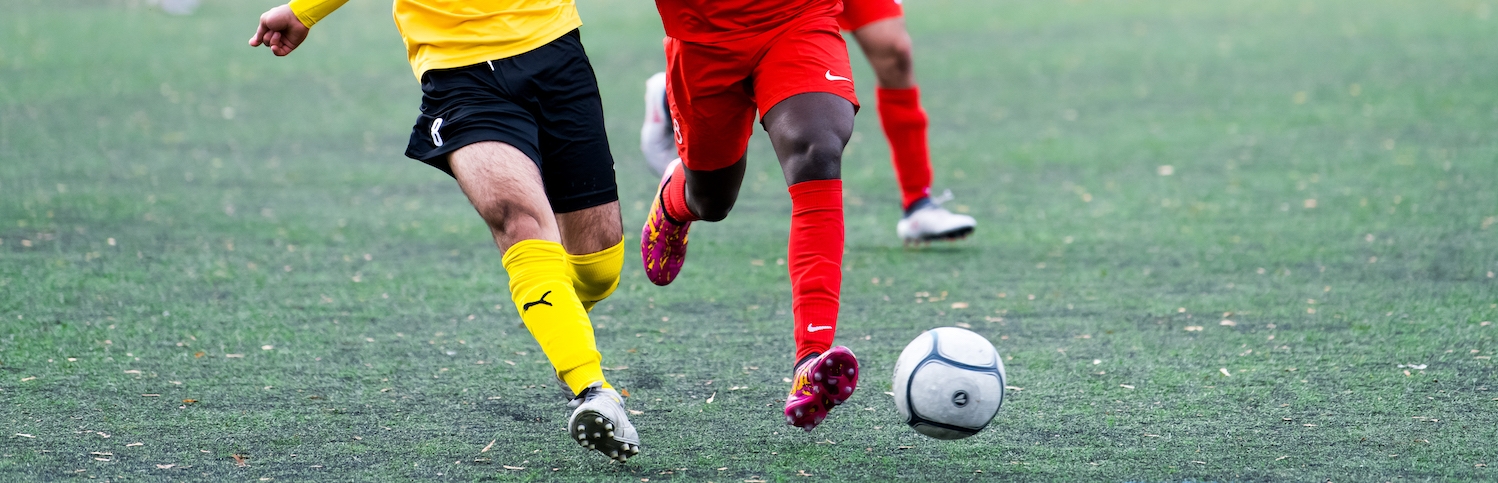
[643,0,863,431]
[640,0,977,244]
[248,0,639,462]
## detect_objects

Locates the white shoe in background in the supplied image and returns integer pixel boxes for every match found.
[897,190,977,243]
[639,72,678,177]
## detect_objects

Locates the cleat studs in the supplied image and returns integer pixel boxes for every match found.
[814,371,823,381]
[605,423,614,431]
[607,431,614,438]
[847,368,855,376]
[577,424,586,431]
[843,385,853,394]
[595,417,604,424]
[795,408,803,418]
[593,432,601,439]
[610,450,619,458]
[577,433,587,440]
[824,359,834,367]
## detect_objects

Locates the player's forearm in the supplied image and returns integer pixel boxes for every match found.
[287,0,350,28]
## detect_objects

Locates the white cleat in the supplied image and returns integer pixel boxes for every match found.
[897,190,976,243]
[639,72,679,177]
[567,383,641,462]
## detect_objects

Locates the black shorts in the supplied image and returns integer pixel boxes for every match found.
[405,30,618,213]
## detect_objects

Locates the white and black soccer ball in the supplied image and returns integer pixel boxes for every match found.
[892,327,1007,440]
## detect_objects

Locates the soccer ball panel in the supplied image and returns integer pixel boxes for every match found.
[906,362,1004,433]
[930,327,998,367]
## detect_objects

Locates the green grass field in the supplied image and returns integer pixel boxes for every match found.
[3,0,1496,480]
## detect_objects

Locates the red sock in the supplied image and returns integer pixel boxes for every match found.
[877,87,933,211]
[661,162,700,222]
[788,179,844,362]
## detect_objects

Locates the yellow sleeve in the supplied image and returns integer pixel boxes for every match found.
[287,0,351,28]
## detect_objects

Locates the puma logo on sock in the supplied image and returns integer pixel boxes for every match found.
[523,291,554,312]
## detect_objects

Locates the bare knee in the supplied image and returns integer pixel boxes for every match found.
[772,122,850,184]
[872,40,914,80]
[855,21,916,88]
[763,94,854,184]
[476,199,552,242]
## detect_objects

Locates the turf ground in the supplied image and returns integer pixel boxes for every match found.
[2,0,1496,480]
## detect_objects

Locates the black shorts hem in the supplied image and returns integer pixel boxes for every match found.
[551,187,619,214]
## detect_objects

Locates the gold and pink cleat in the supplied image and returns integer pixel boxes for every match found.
[640,159,691,286]
[784,346,860,431]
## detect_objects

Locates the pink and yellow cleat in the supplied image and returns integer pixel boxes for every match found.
[784,346,860,431]
[640,159,691,286]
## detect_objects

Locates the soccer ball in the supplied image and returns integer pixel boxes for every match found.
[892,327,1007,440]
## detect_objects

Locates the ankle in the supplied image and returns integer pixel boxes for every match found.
[903,197,933,216]
[661,167,699,223]
[794,352,820,372]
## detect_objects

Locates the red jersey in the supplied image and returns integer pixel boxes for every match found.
[655,0,842,42]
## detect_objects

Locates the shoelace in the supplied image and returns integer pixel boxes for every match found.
[567,384,602,409]
[906,189,956,216]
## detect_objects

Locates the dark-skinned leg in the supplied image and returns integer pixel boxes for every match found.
[641,153,749,285]
[762,93,856,185]
[681,154,749,222]
[761,90,854,360]
[764,92,858,430]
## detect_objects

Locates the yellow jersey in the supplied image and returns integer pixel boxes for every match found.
[288,0,582,79]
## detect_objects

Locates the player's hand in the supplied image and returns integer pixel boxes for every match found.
[248,4,309,56]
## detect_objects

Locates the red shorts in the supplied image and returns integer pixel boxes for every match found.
[664,15,858,172]
[837,0,904,31]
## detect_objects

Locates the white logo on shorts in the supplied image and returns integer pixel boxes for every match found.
[430,118,444,147]
[824,70,853,83]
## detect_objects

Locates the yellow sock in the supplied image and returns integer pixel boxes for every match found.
[566,237,624,312]
[502,239,610,395]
